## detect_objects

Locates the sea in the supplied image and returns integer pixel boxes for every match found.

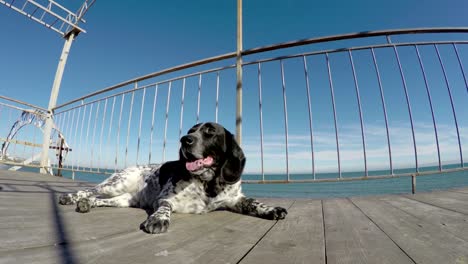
[1,163,468,199]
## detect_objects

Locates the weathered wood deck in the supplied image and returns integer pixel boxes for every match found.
[1,170,468,264]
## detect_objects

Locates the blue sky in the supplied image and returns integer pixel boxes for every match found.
[1,0,468,175]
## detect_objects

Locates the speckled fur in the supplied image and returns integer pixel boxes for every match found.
[59,123,287,234]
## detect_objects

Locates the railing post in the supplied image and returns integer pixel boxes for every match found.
[40,32,76,174]
[236,0,243,145]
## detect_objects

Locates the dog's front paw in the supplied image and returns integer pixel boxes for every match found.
[58,194,74,205]
[76,198,92,213]
[266,207,288,220]
[141,215,170,234]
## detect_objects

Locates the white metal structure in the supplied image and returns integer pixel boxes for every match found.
[0,0,94,37]
[0,0,95,174]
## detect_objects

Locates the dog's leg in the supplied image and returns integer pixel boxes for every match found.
[59,165,153,206]
[76,193,135,213]
[58,189,97,205]
[228,197,288,220]
[141,200,172,234]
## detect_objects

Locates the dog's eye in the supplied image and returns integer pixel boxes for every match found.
[204,127,216,135]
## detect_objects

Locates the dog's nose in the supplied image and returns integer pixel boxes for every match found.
[181,135,195,146]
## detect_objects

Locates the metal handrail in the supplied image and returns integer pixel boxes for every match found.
[242,27,468,55]
[53,52,237,110]
[53,27,468,111]
[0,95,48,112]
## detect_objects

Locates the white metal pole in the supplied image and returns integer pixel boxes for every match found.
[236,0,243,145]
[40,32,76,174]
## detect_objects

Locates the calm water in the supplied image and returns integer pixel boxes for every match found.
[2,163,468,198]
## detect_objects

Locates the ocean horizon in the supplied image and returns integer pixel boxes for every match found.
[1,163,467,199]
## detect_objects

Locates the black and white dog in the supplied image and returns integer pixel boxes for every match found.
[59,122,287,234]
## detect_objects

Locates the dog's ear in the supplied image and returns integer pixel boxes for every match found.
[220,129,246,184]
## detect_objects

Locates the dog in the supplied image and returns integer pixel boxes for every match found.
[59,122,287,234]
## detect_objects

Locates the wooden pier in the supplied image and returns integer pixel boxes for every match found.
[1,170,468,264]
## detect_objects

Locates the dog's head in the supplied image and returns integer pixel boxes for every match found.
[179,122,245,184]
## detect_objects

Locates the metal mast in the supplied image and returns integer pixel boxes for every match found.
[236,0,243,145]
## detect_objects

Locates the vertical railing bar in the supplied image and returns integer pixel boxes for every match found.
[21,119,26,166]
[215,71,220,123]
[32,117,38,162]
[371,48,393,175]
[98,99,108,173]
[178,79,186,150]
[280,60,290,181]
[302,55,316,180]
[60,111,68,169]
[13,109,19,161]
[115,94,125,172]
[149,85,159,164]
[348,50,368,177]
[106,97,116,170]
[7,108,14,159]
[163,82,172,162]
[257,63,265,182]
[453,44,468,93]
[63,111,72,166]
[136,88,146,165]
[414,45,442,171]
[85,103,94,172]
[29,111,35,161]
[58,111,66,138]
[66,109,76,169]
[325,53,342,178]
[124,89,136,168]
[386,35,392,44]
[52,112,64,168]
[435,44,464,167]
[56,113,64,169]
[393,45,419,172]
[72,106,81,171]
[78,103,87,171]
[53,114,60,170]
[66,109,74,146]
[8,108,16,161]
[17,111,26,167]
[26,110,33,163]
[90,101,100,172]
[197,74,202,124]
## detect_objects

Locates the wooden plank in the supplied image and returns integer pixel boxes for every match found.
[406,190,468,214]
[380,196,468,240]
[240,199,325,264]
[0,206,147,251]
[164,199,294,264]
[0,171,294,264]
[352,196,468,264]
[0,210,262,264]
[323,198,414,264]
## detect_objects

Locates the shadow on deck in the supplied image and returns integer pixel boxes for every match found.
[1,170,468,264]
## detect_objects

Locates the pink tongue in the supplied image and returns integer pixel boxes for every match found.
[186,156,213,171]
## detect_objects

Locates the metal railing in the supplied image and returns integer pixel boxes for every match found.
[0,96,57,172]
[1,28,468,184]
